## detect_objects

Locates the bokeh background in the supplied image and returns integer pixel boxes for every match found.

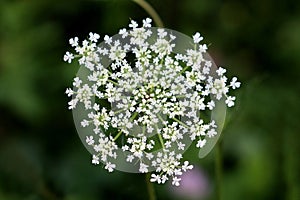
[1,0,300,199]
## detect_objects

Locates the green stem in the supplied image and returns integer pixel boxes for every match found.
[157,132,165,149]
[130,112,138,121]
[113,130,123,141]
[175,65,190,78]
[132,0,164,27]
[172,117,189,128]
[145,173,156,200]
[154,123,165,148]
[156,114,165,124]
[108,79,119,86]
[215,140,223,200]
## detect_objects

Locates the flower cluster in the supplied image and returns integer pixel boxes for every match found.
[64,18,240,186]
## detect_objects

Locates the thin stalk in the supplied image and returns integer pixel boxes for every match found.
[130,112,138,121]
[113,130,123,141]
[215,140,223,200]
[172,117,189,128]
[132,0,164,27]
[157,132,165,149]
[145,173,156,200]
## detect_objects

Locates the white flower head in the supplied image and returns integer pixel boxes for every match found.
[64,18,240,186]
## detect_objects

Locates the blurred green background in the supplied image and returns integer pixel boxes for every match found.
[0,0,300,199]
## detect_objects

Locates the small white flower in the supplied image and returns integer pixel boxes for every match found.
[73,77,82,87]
[126,155,134,162]
[68,99,77,110]
[172,176,181,186]
[193,32,203,44]
[199,44,207,52]
[196,139,206,148]
[129,20,138,28]
[225,96,236,107]
[81,119,89,127]
[150,174,161,184]
[165,141,172,148]
[178,142,185,150]
[143,18,152,27]
[157,28,167,38]
[104,35,112,44]
[63,51,74,63]
[230,77,241,89]
[216,67,226,76]
[86,135,94,145]
[207,100,215,110]
[119,28,128,38]
[105,162,116,172]
[161,175,168,184]
[92,155,99,165]
[182,161,193,171]
[89,32,100,42]
[65,88,73,97]
[122,145,129,151]
[207,129,217,137]
[69,37,78,47]
[139,163,149,173]
[93,103,100,111]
